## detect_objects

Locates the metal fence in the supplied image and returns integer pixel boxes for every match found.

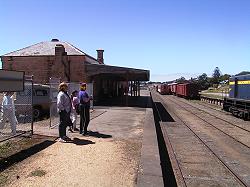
[0,75,94,142]
[0,76,33,142]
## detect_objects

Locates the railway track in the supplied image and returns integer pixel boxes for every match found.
[179,97,250,133]
[165,95,250,149]
[151,91,250,187]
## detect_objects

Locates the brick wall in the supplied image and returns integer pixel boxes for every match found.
[1,55,87,84]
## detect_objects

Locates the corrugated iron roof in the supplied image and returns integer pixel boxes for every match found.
[2,40,87,56]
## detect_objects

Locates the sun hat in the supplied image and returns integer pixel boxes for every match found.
[58,82,68,90]
[80,82,87,87]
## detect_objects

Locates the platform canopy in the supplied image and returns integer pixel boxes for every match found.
[85,63,150,81]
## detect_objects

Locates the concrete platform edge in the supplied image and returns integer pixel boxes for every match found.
[137,107,164,187]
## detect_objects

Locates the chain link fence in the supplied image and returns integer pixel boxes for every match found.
[49,78,60,129]
[0,75,94,141]
[0,76,33,142]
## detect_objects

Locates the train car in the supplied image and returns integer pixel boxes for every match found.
[169,83,178,95]
[158,84,171,95]
[154,84,159,92]
[176,83,199,99]
[223,74,250,120]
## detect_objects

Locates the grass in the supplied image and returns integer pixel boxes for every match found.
[0,174,8,186]
[0,142,13,156]
[0,137,34,158]
[202,85,229,94]
[29,169,46,177]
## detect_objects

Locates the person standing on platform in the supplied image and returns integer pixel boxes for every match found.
[71,90,79,131]
[57,82,72,142]
[0,92,17,135]
[78,83,92,135]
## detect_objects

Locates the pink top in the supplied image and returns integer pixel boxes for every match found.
[72,97,80,110]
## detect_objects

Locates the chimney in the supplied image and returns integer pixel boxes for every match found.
[55,44,65,56]
[51,38,59,42]
[96,49,104,64]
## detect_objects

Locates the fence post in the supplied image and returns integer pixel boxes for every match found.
[31,75,34,135]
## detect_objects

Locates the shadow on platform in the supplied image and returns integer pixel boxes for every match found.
[152,101,177,186]
[154,102,175,122]
[87,131,112,138]
[95,96,151,108]
[72,138,95,145]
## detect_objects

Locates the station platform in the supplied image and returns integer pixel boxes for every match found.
[3,90,164,187]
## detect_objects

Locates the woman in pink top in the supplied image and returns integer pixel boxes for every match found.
[71,90,80,131]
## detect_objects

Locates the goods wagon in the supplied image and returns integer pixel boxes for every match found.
[223,74,250,120]
[176,83,199,99]
[169,83,178,95]
[154,84,159,92]
[157,84,171,95]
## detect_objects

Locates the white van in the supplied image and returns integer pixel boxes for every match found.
[15,84,57,120]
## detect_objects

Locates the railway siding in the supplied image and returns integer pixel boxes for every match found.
[151,91,250,186]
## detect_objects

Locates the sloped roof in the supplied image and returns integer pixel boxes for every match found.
[2,40,87,56]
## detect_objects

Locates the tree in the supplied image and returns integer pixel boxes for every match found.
[220,74,231,83]
[196,73,210,90]
[176,76,186,83]
[212,67,222,84]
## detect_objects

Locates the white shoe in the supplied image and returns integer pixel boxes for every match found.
[58,138,67,143]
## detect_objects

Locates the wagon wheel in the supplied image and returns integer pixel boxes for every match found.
[33,107,41,120]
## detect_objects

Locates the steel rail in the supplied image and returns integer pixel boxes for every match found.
[179,97,250,133]
[166,96,250,150]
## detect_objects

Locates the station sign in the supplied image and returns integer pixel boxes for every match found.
[0,69,25,92]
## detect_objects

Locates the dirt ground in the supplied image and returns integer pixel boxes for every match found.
[0,135,56,186]
[2,138,141,187]
[0,106,145,187]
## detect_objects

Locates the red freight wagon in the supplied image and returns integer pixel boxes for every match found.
[153,84,159,92]
[176,83,199,99]
[158,84,171,95]
[169,83,178,95]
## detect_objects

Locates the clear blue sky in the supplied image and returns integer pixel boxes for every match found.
[0,0,249,82]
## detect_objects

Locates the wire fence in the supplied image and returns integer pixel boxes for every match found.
[0,76,33,143]
[1,76,94,142]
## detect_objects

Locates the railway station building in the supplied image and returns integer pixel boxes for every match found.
[1,39,149,103]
